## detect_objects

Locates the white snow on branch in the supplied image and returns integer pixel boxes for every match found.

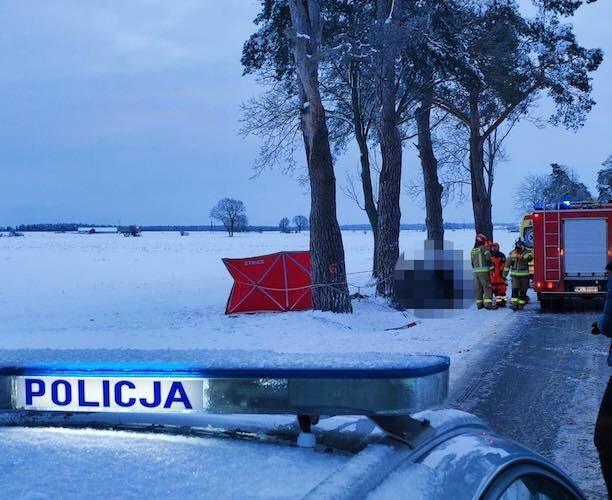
[296,33,311,40]
[385,0,396,24]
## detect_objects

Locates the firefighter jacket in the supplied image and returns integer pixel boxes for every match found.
[471,245,492,274]
[503,248,533,277]
[490,250,506,284]
[596,274,612,366]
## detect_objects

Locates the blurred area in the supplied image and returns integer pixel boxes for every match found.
[394,240,474,318]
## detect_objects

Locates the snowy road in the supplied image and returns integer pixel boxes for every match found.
[451,305,609,499]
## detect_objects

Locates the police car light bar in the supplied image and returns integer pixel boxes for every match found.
[0,356,449,418]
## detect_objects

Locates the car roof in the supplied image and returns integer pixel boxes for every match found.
[0,408,583,499]
[0,425,351,499]
[302,409,583,499]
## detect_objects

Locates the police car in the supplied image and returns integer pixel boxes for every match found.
[0,357,584,499]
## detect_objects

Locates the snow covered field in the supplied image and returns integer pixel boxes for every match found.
[0,229,518,385]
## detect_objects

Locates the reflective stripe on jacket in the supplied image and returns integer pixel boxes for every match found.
[471,246,492,274]
[504,249,533,277]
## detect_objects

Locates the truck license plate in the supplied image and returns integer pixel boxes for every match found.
[574,286,599,293]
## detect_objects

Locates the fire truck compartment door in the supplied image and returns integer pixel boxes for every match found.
[563,218,608,277]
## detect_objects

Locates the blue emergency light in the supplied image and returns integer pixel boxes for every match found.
[0,357,449,445]
[0,356,451,448]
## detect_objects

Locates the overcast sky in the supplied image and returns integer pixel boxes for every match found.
[1,0,610,227]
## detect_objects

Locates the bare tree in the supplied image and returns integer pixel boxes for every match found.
[293,215,308,232]
[210,198,248,237]
[513,174,550,216]
[279,217,291,233]
[240,86,302,176]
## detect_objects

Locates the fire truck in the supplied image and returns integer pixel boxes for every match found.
[518,214,535,277]
[526,201,612,309]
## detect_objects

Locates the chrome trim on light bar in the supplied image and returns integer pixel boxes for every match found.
[0,357,449,417]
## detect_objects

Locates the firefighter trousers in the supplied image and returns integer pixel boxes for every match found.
[474,272,493,307]
[595,376,612,497]
[511,275,530,307]
[491,279,507,305]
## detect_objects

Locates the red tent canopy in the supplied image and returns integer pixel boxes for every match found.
[223,251,313,314]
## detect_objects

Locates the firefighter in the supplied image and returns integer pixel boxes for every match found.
[592,260,612,496]
[503,238,533,310]
[471,233,496,310]
[489,242,507,307]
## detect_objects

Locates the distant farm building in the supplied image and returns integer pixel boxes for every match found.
[77,227,118,234]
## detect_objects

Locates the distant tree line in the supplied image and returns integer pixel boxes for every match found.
[15,223,110,232]
[6,221,519,234]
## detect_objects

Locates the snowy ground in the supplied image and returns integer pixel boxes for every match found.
[0,229,518,386]
[0,229,528,498]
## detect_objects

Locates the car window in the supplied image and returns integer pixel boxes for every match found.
[523,227,534,248]
[498,474,574,500]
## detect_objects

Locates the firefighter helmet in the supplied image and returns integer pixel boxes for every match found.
[491,242,500,250]
[475,233,487,244]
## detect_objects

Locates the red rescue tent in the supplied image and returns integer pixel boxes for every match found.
[223,251,313,314]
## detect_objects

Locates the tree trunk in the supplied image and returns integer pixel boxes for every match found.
[415,88,444,242]
[375,0,403,297]
[350,63,378,276]
[289,0,352,313]
[357,134,379,277]
[468,91,493,240]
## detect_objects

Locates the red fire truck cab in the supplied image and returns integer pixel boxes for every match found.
[531,201,612,309]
